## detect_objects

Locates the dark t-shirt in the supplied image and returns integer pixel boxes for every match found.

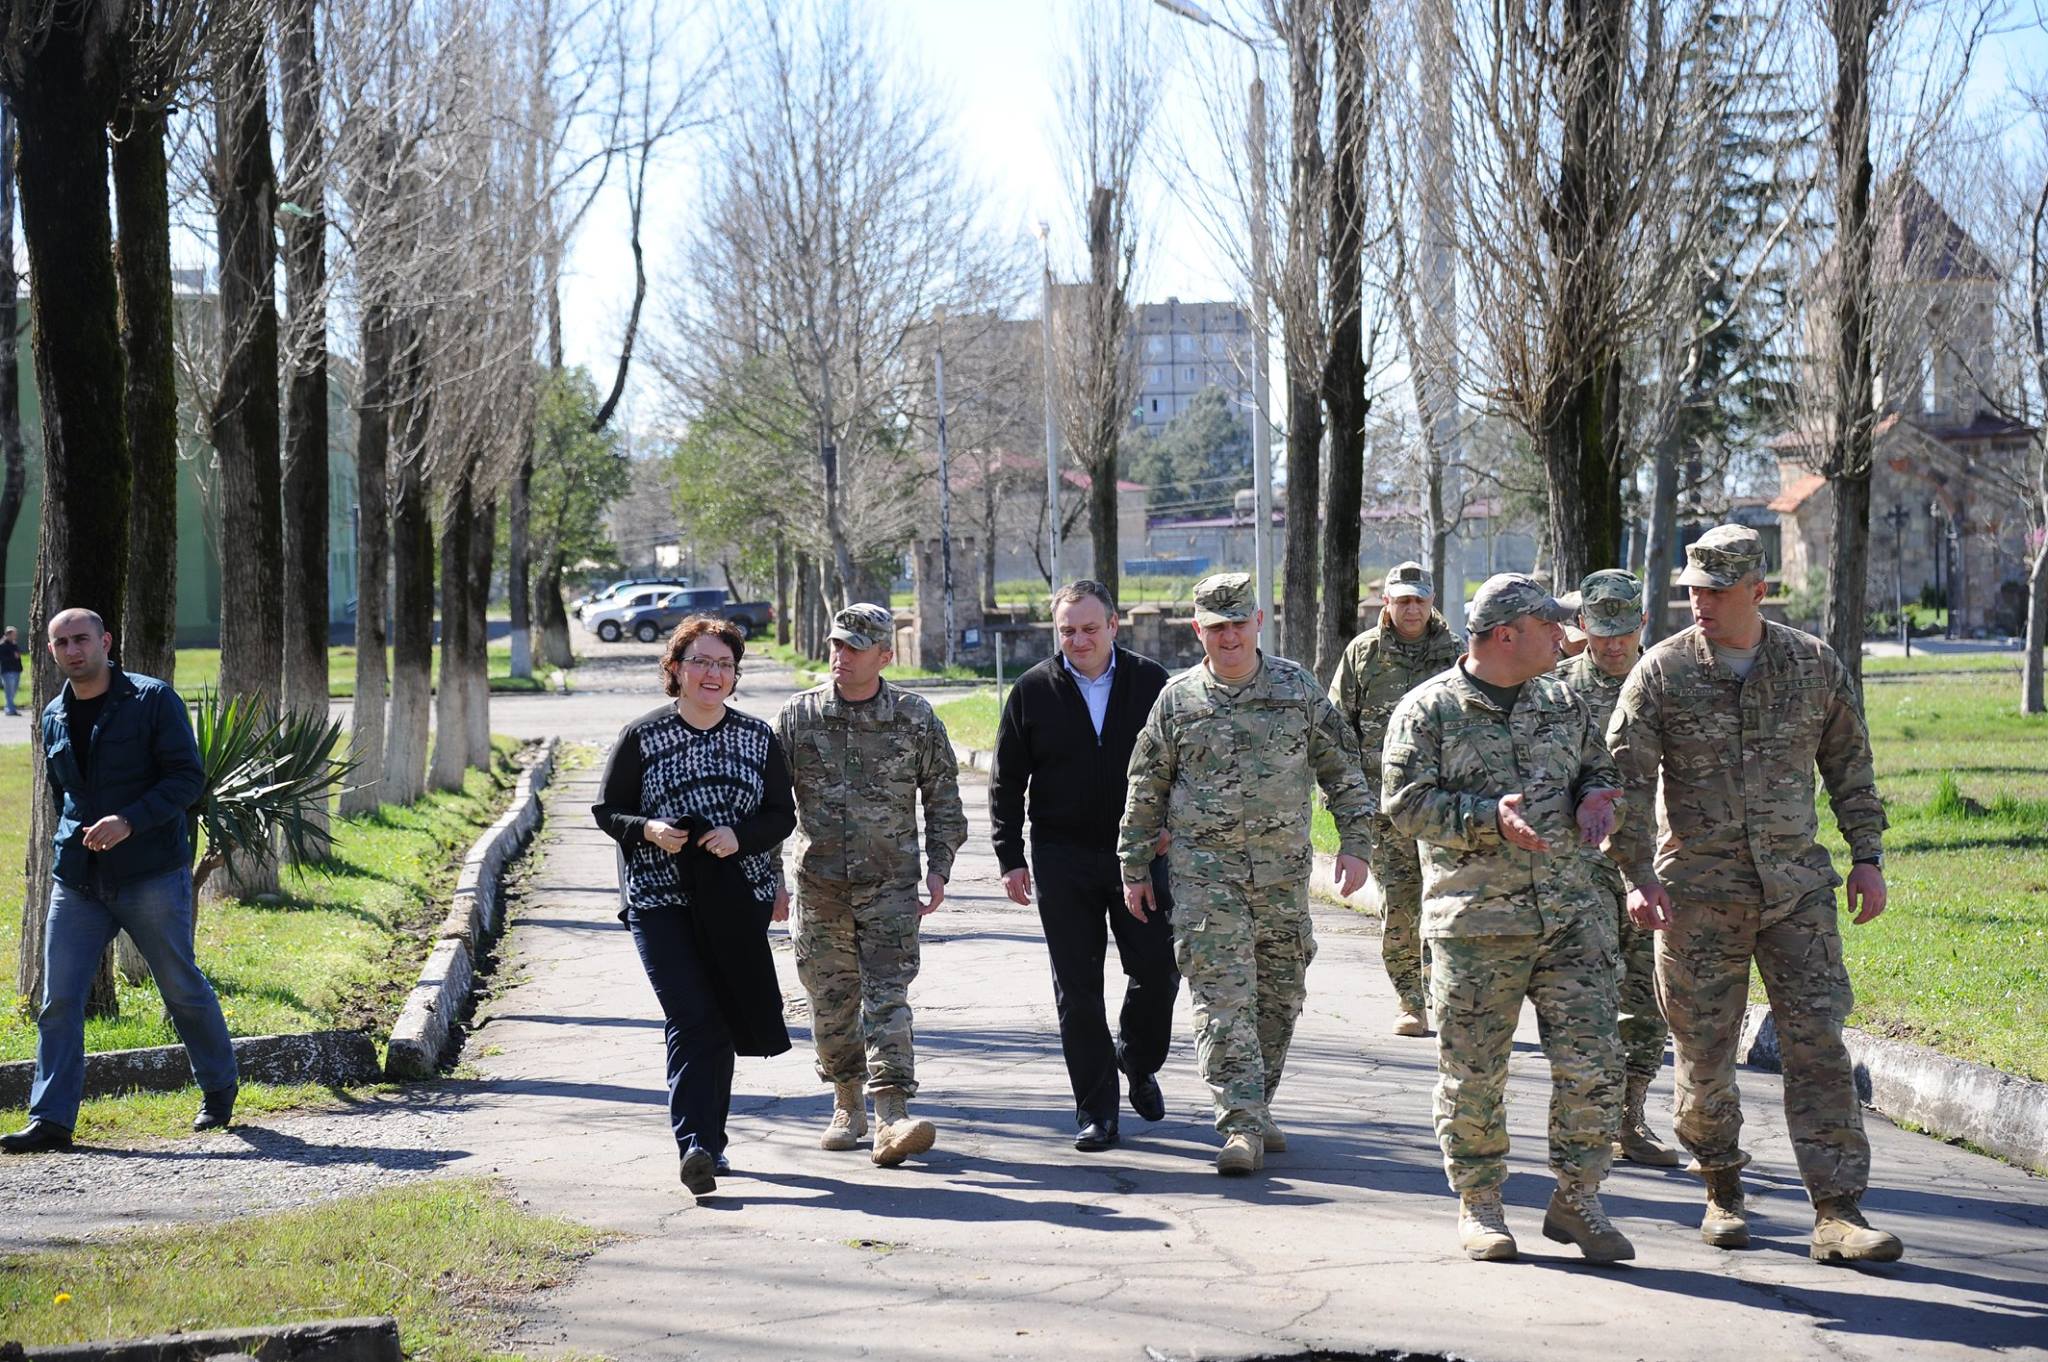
[67,689,112,776]
[1460,662,1524,715]
[0,638,21,673]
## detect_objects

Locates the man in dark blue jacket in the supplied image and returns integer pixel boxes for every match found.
[2,608,236,1154]
[990,581,1177,1152]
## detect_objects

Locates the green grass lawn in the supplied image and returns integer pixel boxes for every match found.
[932,691,1001,751]
[171,642,548,698]
[0,737,524,1065]
[0,1081,394,1146]
[1311,664,2048,1080]
[0,1178,608,1360]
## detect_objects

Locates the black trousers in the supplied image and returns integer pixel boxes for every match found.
[626,901,742,1157]
[1031,841,1179,1128]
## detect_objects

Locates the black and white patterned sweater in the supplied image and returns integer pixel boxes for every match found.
[592,703,796,911]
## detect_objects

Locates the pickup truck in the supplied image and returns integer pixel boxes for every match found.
[617,586,776,643]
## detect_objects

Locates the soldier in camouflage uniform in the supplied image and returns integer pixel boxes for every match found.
[1556,570,1681,1168]
[1383,573,1632,1263]
[1328,560,1462,1036]
[778,604,969,1168]
[1118,573,1373,1176]
[1608,525,1901,1263]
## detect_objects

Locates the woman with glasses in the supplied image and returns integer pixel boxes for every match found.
[593,615,795,1197]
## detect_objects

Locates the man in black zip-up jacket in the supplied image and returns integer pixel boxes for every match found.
[990,581,1177,1151]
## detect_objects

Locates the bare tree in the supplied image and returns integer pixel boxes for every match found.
[0,104,22,600]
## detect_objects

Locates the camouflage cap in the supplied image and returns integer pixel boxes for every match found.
[1677,524,1765,589]
[1192,571,1256,626]
[1567,569,1645,637]
[1383,560,1435,600]
[1467,572,1575,634]
[828,602,896,651]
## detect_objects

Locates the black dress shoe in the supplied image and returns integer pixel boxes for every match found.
[679,1146,718,1195]
[715,1152,731,1175]
[1126,1069,1165,1123]
[1074,1120,1120,1152]
[193,1085,238,1132]
[1,1120,75,1154]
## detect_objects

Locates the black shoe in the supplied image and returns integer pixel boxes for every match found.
[1074,1120,1120,1152]
[193,1084,238,1132]
[1126,1069,1165,1123]
[715,1152,731,1175]
[679,1146,718,1196]
[1,1120,75,1154]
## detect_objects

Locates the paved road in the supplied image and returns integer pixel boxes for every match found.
[459,666,2048,1362]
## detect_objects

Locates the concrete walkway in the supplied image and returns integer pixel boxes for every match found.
[447,668,2048,1362]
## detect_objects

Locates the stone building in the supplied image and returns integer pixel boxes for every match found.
[1768,177,2037,636]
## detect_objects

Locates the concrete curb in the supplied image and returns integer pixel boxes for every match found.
[951,740,994,774]
[1738,1004,2048,1176]
[1309,849,1384,918]
[384,738,559,1080]
[0,1031,381,1111]
[16,1316,399,1361]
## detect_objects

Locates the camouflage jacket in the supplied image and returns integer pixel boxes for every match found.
[1605,621,1885,905]
[776,679,969,888]
[1327,612,1461,792]
[1118,653,1374,888]
[1383,665,1623,938]
[1556,649,1634,894]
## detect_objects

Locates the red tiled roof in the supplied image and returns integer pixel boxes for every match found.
[1767,473,1826,513]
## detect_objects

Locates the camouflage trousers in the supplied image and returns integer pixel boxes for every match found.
[1170,875,1317,1136]
[1655,884,1868,1202]
[1369,812,1427,1014]
[792,874,923,1097]
[1430,911,1622,1193]
[1597,870,1669,1079]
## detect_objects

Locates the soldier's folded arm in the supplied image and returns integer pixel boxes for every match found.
[1380,699,1502,851]
[1117,711,1175,881]
[1817,648,1888,862]
[1604,664,1663,890]
[1307,690,1376,856]
[917,712,970,881]
[1326,640,1364,751]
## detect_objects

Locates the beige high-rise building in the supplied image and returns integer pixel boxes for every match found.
[1131,298,1257,433]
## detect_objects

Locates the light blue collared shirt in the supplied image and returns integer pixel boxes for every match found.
[1062,647,1117,739]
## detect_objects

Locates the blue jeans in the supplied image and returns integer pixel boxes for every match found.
[2,670,19,713]
[30,867,239,1129]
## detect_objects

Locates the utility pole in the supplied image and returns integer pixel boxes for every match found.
[1036,221,1061,584]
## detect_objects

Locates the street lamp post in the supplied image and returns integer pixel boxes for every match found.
[1152,0,1276,652]
[1035,221,1062,585]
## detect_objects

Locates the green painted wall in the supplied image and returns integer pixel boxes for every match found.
[1,310,358,648]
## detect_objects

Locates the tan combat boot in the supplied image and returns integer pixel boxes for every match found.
[1259,1113,1288,1153]
[1391,1005,1431,1038]
[1216,1131,1263,1176]
[1543,1180,1635,1263]
[1457,1188,1517,1261]
[1811,1196,1903,1264]
[1700,1166,1749,1248]
[1613,1072,1683,1167]
[819,1080,867,1152]
[870,1088,936,1167]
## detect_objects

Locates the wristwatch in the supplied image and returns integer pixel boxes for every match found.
[1852,854,1883,868]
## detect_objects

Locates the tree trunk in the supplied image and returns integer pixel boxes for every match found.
[1821,0,1880,691]
[340,298,393,816]
[430,480,473,793]
[464,494,494,770]
[112,109,178,688]
[0,105,23,590]
[508,452,533,677]
[383,333,435,806]
[210,34,283,715]
[2021,527,2045,715]
[774,530,791,646]
[10,24,130,1015]
[1083,185,1124,602]
[278,0,329,725]
[1279,4,1325,664]
[1641,424,1682,642]
[1313,0,1367,684]
[537,554,573,669]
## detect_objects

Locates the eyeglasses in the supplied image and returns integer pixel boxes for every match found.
[679,656,737,675]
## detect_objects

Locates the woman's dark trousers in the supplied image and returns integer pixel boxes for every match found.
[627,904,737,1157]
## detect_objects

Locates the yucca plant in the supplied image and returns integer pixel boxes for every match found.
[189,691,358,898]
